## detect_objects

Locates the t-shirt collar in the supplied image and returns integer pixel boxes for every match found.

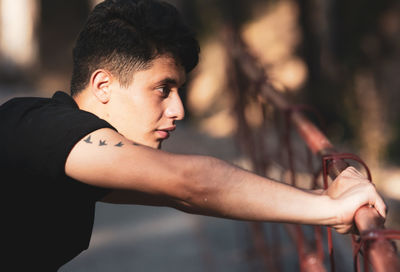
[52,91,79,108]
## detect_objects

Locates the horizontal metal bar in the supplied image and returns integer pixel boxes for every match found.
[259,81,400,272]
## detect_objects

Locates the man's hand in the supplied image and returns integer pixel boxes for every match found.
[326,166,387,234]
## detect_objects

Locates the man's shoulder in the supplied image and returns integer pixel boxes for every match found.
[0,90,112,142]
[0,91,86,123]
[0,91,115,177]
[0,94,50,128]
[0,95,49,111]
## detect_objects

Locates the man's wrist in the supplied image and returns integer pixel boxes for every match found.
[315,194,339,226]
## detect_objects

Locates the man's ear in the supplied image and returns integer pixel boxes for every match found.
[90,69,113,104]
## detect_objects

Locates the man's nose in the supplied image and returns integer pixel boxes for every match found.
[165,93,185,120]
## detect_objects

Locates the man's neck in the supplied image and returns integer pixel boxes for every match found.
[73,89,107,121]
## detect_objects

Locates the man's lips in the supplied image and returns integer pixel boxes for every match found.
[156,126,176,139]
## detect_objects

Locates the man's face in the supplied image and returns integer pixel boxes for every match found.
[107,55,186,149]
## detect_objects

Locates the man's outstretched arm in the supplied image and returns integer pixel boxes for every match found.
[65,128,386,234]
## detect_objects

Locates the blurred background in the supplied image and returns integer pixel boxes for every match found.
[1,0,400,271]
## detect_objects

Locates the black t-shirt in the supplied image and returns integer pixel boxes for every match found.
[0,91,116,270]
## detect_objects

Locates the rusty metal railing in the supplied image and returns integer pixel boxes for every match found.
[223,25,400,272]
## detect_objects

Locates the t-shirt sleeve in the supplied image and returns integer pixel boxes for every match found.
[14,100,117,180]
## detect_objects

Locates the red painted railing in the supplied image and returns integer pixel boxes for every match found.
[224,25,400,272]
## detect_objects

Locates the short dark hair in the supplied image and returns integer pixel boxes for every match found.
[70,0,200,96]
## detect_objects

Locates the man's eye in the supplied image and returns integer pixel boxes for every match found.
[157,86,170,97]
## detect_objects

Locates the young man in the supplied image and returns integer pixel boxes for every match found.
[0,0,386,270]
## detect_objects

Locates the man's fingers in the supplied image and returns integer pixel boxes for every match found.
[334,224,352,234]
[328,166,371,199]
[364,182,387,219]
[372,194,387,219]
[340,166,369,181]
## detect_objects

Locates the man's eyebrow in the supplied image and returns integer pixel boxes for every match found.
[156,77,184,87]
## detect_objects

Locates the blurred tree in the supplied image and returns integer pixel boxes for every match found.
[298,0,400,167]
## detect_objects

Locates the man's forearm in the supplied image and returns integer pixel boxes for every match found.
[175,156,337,226]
